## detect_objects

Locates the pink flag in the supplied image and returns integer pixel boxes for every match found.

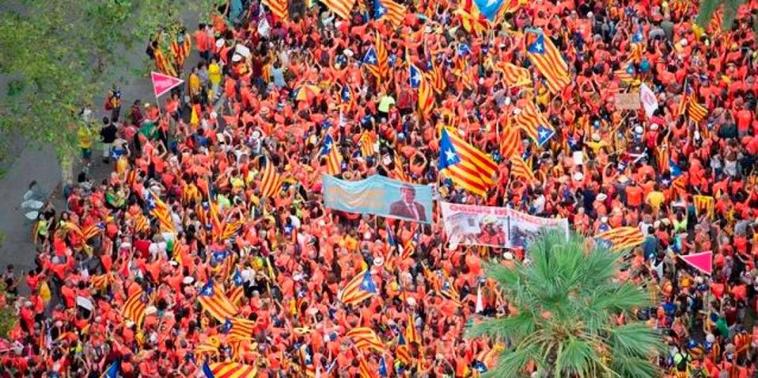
[151,71,184,98]
[679,251,713,275]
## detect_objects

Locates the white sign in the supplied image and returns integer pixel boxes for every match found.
[440,202,569,249]
[639,83,658,118]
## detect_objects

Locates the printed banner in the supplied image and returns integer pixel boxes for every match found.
[323,175,433,223]
[440,202,569,248]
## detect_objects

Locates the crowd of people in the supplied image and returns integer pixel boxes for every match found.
[1,0,757,377]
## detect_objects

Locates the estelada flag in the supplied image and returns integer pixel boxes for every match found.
[151,71,184,98]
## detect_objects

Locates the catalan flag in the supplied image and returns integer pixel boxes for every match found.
[208,197,223,239]
[438,128,498,196]
[514,101,555,146]
[321,135,342,176]
[417,74,435,118]
[409,64,422,89]
[358,353,374,378]
[595,227,645,252]
[374,0,405,26]
[677,91,689,118]
[396,332,413,364]
[400,226,420,261]
[347,327,386,353]
[687,96,708,123]
[500,124,521,159]
[359,132,377,157]
[429,58,446,94]
[260,158,284,198]
[455,0,489,36]
[262,0,288,20]
[122,287,147,327]
[393,154,410,182]
[614,64,635,84]
[195,336,221,356]
[81,222,104,241]
[198,282,238,322]
[363,36,389,80]
[202,361,258,378]
[693,195,715,219]
[440,280,462,307]
[500,63,532,88]
[404,312,419,344]
[147,191,175,234]
[320,0,355,19]
[90,273,113,291]
[219,220,243,242]
[708,8,723,34]
[526,31,571,93]
[227,270,245,305]
[510,155,536,183]
[226,317,256,342]
[338,270,378,306]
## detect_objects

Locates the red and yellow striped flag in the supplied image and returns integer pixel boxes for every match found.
[500,63,532,87]
[194,336,221,356]
[206,362,258,378]
[687,97,708,123]
[321,0,356,19]
[500,124,521,159]
[595,227,645,252]
[260,159,284,198]
[455,0,489,36]
[198,283,239,322]
[404,312,418,344]
[393,154,410,182]
[359,132,377,157]
[358,353,374,378]
[513,101,552,144]
[510,155,536,183]
[429,59,446,94]
[262,0,288,20]
[122,288,147,327]
[438,128,498,196]
[693,195,715,219]
[376,0,405,26]
[322,134,342,176]
[417,74,435,118]
[347,327,386,353]
[339,270,378,305]
[526,31,571,93]
[227,317,256,342]
[90,273,113,291]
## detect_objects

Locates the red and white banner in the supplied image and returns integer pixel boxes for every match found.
[440,202,569,249]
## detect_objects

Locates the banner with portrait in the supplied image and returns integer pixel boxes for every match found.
[322,175,433,223]
[440,202,569,248]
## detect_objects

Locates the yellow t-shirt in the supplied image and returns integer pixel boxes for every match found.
[208,63,222,85]
[646,191,665,210]
[77,126,93,148]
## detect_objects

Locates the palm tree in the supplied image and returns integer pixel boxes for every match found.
[466,232,664,378]
[695,0,747,31]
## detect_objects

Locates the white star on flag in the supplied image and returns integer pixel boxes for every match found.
[534,42,544,52]
[445,149,457,162]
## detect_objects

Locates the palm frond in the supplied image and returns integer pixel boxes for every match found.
[610,355,660,378]
[467,232,664,376]
[607,323,666,357]
[466,311,536,340]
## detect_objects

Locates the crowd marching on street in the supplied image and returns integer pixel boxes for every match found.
[0,0,757,377]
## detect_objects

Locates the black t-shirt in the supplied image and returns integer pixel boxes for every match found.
[100,124,118,143]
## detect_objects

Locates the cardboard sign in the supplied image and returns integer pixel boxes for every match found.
[615,92,641,110]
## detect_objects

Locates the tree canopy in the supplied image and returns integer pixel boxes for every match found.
[466,232,665,378]
[0,0,219,156]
